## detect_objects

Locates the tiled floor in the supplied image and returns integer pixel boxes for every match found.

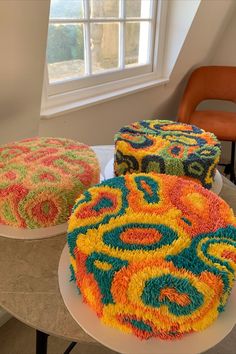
[0,318,235,354]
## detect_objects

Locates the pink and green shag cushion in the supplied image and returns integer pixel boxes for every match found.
[68,173,236,340]
[0,137,100,229]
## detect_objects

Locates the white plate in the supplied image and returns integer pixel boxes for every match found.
[58,244,236,354]
[104,157,115,180]
[212,169,223,195]
[0,174,104,240]
[0,222,68,240]
[104,158,223,195]
[91,145,115,174]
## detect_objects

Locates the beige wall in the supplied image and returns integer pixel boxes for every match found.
[211,12,236,66]
[0,0,50,325]
[200,8,236,111]
[0,0,50,144]
[199,9,236,161]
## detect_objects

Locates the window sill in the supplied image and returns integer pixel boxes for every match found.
[40,77,169,119]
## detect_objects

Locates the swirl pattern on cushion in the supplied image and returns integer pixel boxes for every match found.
[67,173,236,340]
[0,137,100,228]
[114,120,221,189]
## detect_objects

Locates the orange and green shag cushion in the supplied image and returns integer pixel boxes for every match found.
[114,119,221,189]
[68,173,236,340]
[0,137,100,229]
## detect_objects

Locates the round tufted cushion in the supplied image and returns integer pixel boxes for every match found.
[0,137,100,229]
[68,173,236,340]
[114,120,221,189]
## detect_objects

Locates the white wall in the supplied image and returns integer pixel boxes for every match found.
[39,0,236,146]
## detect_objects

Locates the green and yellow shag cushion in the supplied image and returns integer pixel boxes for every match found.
[68,173,236,340]
[0,137,100,229]
[114,120,221,189]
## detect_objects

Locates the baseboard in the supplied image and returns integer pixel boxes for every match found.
[0,307,11,327]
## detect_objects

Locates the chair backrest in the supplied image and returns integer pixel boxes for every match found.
[178,66,236,123]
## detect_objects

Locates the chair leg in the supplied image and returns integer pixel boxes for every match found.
[230,141,235,183]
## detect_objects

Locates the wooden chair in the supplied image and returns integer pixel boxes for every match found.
[177,66,236,183]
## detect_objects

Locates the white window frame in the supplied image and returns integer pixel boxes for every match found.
[41,0,169,118]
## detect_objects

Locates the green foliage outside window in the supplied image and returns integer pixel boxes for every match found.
[47,25,84,64]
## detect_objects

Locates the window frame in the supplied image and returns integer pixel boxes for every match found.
[41,0,168,117]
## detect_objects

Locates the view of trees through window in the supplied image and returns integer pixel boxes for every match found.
[47,24,84,64]
[47,0,152,83]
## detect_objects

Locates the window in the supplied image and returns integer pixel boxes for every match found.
[42,0,168,116]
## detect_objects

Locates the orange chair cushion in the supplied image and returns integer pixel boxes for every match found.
[190,111,236,141]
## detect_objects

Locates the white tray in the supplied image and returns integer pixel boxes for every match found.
[58,244,236,354]
[104,158,223,195]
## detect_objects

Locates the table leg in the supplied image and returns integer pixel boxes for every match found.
[36,329,49,354]
[64,342,77,354]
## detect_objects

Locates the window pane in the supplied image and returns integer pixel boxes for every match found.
[90,23,119,73]
[90,0,119,18]
[47,24,85,83]
[125,22,150,66]
[126,0,151,18]
[49,0,84,19]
